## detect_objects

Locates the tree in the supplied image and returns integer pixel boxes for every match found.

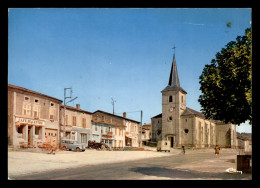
[198,28,252,125]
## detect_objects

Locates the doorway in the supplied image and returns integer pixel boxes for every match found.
[168,136,174,148]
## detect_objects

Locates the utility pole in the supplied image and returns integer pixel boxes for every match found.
[62,87,78,144]
[139,110,143,147]
[111,97,116,115]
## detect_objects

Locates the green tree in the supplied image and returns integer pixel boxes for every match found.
[198,28,252,125]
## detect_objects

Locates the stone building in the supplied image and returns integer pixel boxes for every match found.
[60,104,92,148]
[122,112,140,147]
[141,123,152,143]
[8,84,62,149]
[151,54,237,148]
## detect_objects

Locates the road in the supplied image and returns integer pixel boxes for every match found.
[10,152,252,180]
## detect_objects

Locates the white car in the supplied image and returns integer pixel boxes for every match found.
[61,139,85,152]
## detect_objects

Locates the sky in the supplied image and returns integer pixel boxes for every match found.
[8,8,252,133]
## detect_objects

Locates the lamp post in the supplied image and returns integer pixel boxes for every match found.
[139,110,143,147]
[63,87,77,142]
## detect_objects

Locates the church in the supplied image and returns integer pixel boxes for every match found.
[151,52,237,149]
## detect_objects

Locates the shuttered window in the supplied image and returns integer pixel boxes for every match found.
[73,116,77,126]
[82,118,86,128]
[66,115,68,125]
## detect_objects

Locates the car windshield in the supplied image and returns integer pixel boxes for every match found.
[62,140,78,144]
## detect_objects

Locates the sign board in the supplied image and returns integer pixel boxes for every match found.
[15,117,45,126]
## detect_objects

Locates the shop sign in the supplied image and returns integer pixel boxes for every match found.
[16,117,45,126]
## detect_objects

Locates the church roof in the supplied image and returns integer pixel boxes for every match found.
[181,107,205,118]
[151,113,162,118]
[162,55,187,94]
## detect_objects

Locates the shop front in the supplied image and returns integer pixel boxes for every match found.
[71,126,91,148]
[15,117,45,148]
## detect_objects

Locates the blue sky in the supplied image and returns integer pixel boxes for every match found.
[8,8,252,133]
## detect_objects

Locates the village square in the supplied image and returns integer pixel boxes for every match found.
[7,8,252,180]
[8,50,252,180]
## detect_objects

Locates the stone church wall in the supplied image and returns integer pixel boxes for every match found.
[180,117,194,146]
[151,117,162,142]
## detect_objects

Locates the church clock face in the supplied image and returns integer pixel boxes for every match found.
[169,107,174,112]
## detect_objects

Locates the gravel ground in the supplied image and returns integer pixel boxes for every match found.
[8,147,245,179]
[8,148,175,177]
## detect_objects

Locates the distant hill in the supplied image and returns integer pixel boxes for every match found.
[237,132,252,141]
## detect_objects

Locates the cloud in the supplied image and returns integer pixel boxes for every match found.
[184,22,205,26]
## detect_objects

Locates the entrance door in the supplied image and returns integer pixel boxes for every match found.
[168,136,174,148]
[171,137,174,147]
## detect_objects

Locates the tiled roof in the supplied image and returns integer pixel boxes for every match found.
[93,110,140,123]
[8,84,63,103]
[181,107,205,118]
[60,104,92,115]
[91,119,126,127]
[151,113,162,118]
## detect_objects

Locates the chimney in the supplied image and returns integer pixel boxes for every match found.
[76,104,80,110]
[123,112,126,118]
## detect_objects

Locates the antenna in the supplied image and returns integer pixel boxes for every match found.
[111,97,116,115]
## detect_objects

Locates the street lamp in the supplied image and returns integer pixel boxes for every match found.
[139,110,143,147]
[62,87,77,143]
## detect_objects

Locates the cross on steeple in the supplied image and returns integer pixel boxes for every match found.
[172,44,176,56]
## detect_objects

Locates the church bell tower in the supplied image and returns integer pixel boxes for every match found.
[161,49,187,147]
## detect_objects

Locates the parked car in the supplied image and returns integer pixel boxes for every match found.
[61,139,85,152]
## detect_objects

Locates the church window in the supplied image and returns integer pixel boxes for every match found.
[181,96,184,103]
[169,96,173,102]
[184,129,189,134]
[185,119,187,122]
[157,130,161,135]
[168,116,172,121]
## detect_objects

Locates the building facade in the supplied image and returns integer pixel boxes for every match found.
[141,123,152,142]
[122,112,140,147]
[8,84,62,149]
[60,104,92,148]
[92,110,126,148]
[151,54,237,148]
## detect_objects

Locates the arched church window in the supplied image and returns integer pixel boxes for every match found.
[181,96,184,103]
[168,116,172,121]
[184,129,189,134]
[169,96,173,102]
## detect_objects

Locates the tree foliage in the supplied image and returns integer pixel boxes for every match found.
[198,28,252,125]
